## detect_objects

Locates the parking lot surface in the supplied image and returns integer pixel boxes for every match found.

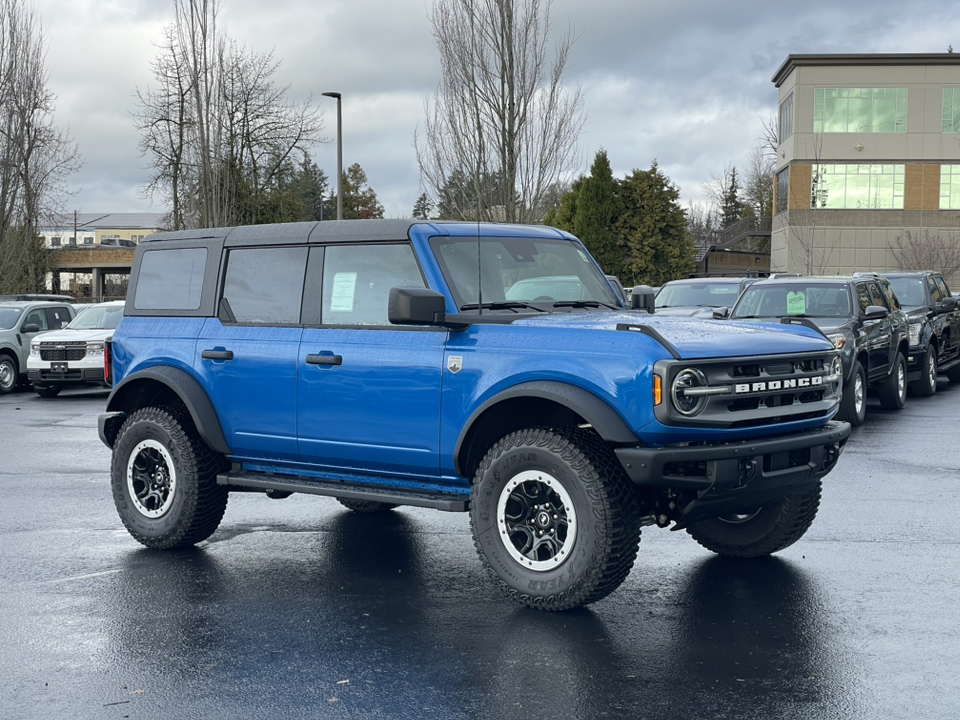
[1,385,959,719]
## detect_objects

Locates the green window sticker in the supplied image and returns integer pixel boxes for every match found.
[786,291,806,315]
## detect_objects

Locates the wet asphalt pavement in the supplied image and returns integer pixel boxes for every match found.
[1,384,959,720]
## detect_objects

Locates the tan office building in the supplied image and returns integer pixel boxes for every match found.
[772,53,960,285]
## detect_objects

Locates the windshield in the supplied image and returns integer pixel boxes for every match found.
[885,277,926,308]
[656,282,742,308]
[732,283,853,319]
[430,236,621,311]
[0,307,24,330]
[67,304,123,330]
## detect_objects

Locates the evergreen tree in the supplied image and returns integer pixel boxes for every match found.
[296,152,330,221]
[616,162,695,286]
[412,192,433,219]
[719,166,745,228]
[544,176,582,230]
[570,150,622,275]
[342,163,385,219]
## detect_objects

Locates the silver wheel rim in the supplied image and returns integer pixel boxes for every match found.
[898,360,906,398]
[928,353,936,388]
[854,372,864,414]
[0,360,14,390]
[127,439,177,518]
[496,470,577,572]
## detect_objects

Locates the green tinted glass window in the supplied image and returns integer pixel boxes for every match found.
[944,89,960,132]
[812,165,904,209]
[940,165,960,209]
[814,88,906,133]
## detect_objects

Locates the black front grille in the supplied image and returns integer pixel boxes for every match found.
[39,343,86,361]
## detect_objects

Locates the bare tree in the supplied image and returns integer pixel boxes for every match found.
[136,0,323,229]
[0,0,80,293]
[416,0,585,223]
[889,228,960,280]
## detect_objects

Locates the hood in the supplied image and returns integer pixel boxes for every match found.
[30,327,114,344]
[509,311,835,359]
[904,307,929,323]
[654,306,717,318]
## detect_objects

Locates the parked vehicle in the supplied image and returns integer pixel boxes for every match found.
[655,277,757,317]
[98,220,849,610]
[0,300,75,393]
[720,275,909,426]
[27,300,124,397]
[880,271,960,395]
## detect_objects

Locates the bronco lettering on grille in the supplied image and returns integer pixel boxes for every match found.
[734,376,823,394]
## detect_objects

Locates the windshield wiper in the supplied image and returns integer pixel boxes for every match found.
[552,300,620,310]
[459,301,547,313]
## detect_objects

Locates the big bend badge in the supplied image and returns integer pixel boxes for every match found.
[447,355,463,374]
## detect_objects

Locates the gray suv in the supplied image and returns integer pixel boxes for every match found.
[0,300,75,393]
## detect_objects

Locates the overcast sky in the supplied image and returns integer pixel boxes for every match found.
[39,0,960,220]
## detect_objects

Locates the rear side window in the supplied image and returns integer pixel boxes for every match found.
[134,248,207,310]
[46,306,72,328]
[221,246,308,324]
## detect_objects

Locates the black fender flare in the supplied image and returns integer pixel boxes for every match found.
[454,380,638,476]
[104,365,230,454]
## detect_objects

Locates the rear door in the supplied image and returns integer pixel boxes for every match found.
[297,242,446,480]
[195,245,306,461]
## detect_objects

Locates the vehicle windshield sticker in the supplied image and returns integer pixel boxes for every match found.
[787,291,806,315]
[331,272,358,312]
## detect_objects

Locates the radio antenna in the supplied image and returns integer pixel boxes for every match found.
[476,181,482,315]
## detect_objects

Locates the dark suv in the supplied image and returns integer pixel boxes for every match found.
[721,275,909,426]
[98,220,850,610]
[880,271,960,395]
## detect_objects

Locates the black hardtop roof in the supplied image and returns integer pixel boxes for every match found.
[140,219,574,247]
[879,270,937,277]
[663,276,750,284]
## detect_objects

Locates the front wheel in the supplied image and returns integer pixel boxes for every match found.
[877,351,907,410]
[910,347,937,396]
[837,361,866,426]
[33,384,63,398]
[470,427,641,611]
[111,407,228,549]
[686,483,822,557]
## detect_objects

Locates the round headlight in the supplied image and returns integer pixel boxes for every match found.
[672,368,708,416]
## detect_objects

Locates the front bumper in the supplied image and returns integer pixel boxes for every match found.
[615,420,851,527]
[28,367,106,386]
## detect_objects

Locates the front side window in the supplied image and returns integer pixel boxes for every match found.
[928,275,944,304]
[321,243,425,326]
[814,87,907,133]
[813,164,904,209]
[134,247,207,311]
[866,281,888,310]
[222,246,307,324]
[23,308,48,330]
[431,236,619,312]
[935,275,951,299]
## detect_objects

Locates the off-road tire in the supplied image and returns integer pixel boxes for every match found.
[337,498,398,513]
[111,406,229,549]
[470,426,641,611]
[0,354,18,394]
[686,482,822,558]
[33,384,62,398]
[837,361,866,426]
[877,352,907,410]
[910,347,937,397]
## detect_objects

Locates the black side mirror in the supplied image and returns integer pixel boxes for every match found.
[712,307,730,319]
[630,285,656,314]
[21,323,41,334]
[863,305,889,321]
[389,287,449,326]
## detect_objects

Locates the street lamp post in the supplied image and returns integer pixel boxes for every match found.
[322,91,343,220]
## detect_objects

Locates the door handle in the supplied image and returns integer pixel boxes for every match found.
[306,353,342,366]
[202,349,234,360]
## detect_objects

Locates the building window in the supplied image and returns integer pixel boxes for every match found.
[776,168,789,214]
[943,89,960,132]
[778,92,794,144]
[50,236,61,247]
[812,164,905,209]
[940,165,960,209]
[814,88,907,133]
[83,236,94,245]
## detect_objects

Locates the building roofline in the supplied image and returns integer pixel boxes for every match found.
[772,53,960,87]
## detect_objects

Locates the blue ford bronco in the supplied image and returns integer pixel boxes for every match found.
[99,220,850,610]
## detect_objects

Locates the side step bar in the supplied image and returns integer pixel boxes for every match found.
[217,469,469,512]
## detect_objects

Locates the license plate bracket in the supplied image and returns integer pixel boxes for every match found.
[51,362,68,373]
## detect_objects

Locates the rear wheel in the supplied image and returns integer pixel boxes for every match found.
[33,384,62,398]
[470,427,641,611]
[111,407,228,549]
[337,498,398,513]
[837,361,866,426]
[877,352,907,410]
[910,347,937,396]
[686,483,822,557]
